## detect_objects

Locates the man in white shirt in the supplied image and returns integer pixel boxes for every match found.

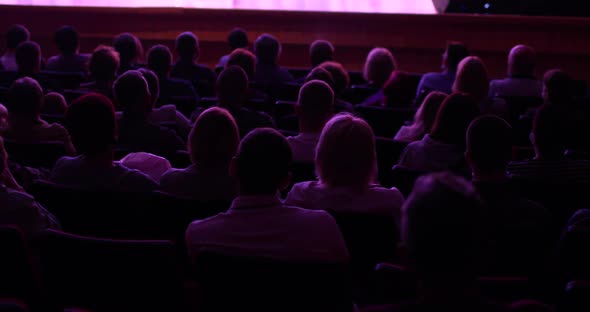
[186,128,349,263]
[489,45,542,98]
[287,80,334,163]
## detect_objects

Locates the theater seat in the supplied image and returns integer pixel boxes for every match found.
[36,229,182,311]
[3,140,66,169]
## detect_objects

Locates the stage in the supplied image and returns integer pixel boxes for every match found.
[0,0,437,14]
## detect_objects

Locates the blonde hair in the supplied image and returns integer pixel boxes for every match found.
[315,114,377,190]
[452,56,489,102]
[363,47,397,87]
[189,107,240,167]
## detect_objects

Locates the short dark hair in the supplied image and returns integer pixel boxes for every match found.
[467,115,512,173]
[113,70,151,117]
[138,68,160,106]
[235,128,292,195]
[147,44,172,77]
[228,28,248,50]
[15,41,41,74]
[533,104,569,159]
[309,40,334,67]
[113,33,140,66]
[226,48,256,79]
[217,65,249,109]
[6,25,30,49]
[254,34,281,65]
[446,42,469,72]
[89,45,119,82]
[7,77,43,118]
[319,61,349,95]
[66,93,116,156]
[430,93,479,145]
[175,31,199,61]
[54,25,79,55]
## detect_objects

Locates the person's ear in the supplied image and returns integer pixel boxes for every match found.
[279,172,292,191]
[229,157,238,177]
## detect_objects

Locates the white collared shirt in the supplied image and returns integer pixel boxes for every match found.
[185,194,349,263]
[287,132,321,163]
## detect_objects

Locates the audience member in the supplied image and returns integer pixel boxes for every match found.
[416,42,468,99]
[394,91,447,142]
[489,45,542,98]
[80,45,119,100]
[46,25,90,73]
[466,115,551,274]
[253,33,294,84]
[147,44,198,105]
[319,61,355,113]
[51,93,157,191]
[2,77,75,155]
[363,47,397,89]
[160,107,239,201]
[286,114,404,217]
[113,33,142,74]
[42,92,68,115]
[217,27,249,68]
[398,93,479,173]
[171,31,217,96]
[309,40,335,68]
[115,70,185,159]
[286,80,334,163]
[0,136,61,238]
[185,128,349,263]
[15,41,41,77]
[1,25,30,71]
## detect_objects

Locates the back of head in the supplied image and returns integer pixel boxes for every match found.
[309,40,335,67]
[235,128,292,195]
[382,71,415,107]
[297,80,334,132]
[66,93,116,156]
[466,115,512,175]
[226,48,256,79]
[316,114,377,190]
[113,33,139,66]
[445,41,469,72]
[54,25,79,55]
[543,69,572,106]
[147,44,172,77]
[7,77,43,118]
[430,92,480,145]
[319,61,349,95]
[190,107,239,167]
[228,28,248,50]
[89,45,119,82]
[453,56,489,102]
[5,25,30,50]
[217,65,249,109]
[42,92,68,115]
[113,70,151,117]
[254,34,281,65]
[138,68,160,107]
[304,66,335,88]
[532,104,569,160]
[402,172,483,279]
[363,47,397,87]
[175,31,199,61]
[15,41,41,75]
[508,45,536,78]
[414,91,447,134]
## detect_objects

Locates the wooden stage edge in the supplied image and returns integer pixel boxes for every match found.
[2,5,590,82]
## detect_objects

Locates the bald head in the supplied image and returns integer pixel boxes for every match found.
[310,40,335,67]
[508,45,536,78]
[217,65,249,109]
[297,80,334,133]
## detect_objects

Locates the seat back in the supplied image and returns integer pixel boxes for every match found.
[192,250,352,312]
[0,226,39,305]
[356,105,415,137]
[3,140,66,169]
[36,229,182,311]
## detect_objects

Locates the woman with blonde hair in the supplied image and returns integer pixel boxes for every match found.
[286,114,404,218]
[394,91,447,142]
[160,107,240,201]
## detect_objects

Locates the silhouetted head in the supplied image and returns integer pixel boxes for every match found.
[147,45,172,77]
[309,40,335,67]
[113,70,151,118]
[137,68,160,108]
[316,114,377,190]
[54,25,79,55]
[175,31,199,62]
[7,77,43,120]
[88,45,119,83]
[297,80,334,133]
[532,104,569,160]
[453,56,489,103]
[466,115,512,179]
[190,107,240,168]
[319,61,349,96]
[5,25,30,50]
[363,47,397,87]
[226,48,256,79]
[113,33,142,67]
[232,128,292,195]
[15,41,41,75]
[228,28,248,50]
[216,65,249,110]
[254,34,281,65]
[443,41,469,72]
[430,93,480,145]
[508,45,536,78]
[66,93,116,156]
